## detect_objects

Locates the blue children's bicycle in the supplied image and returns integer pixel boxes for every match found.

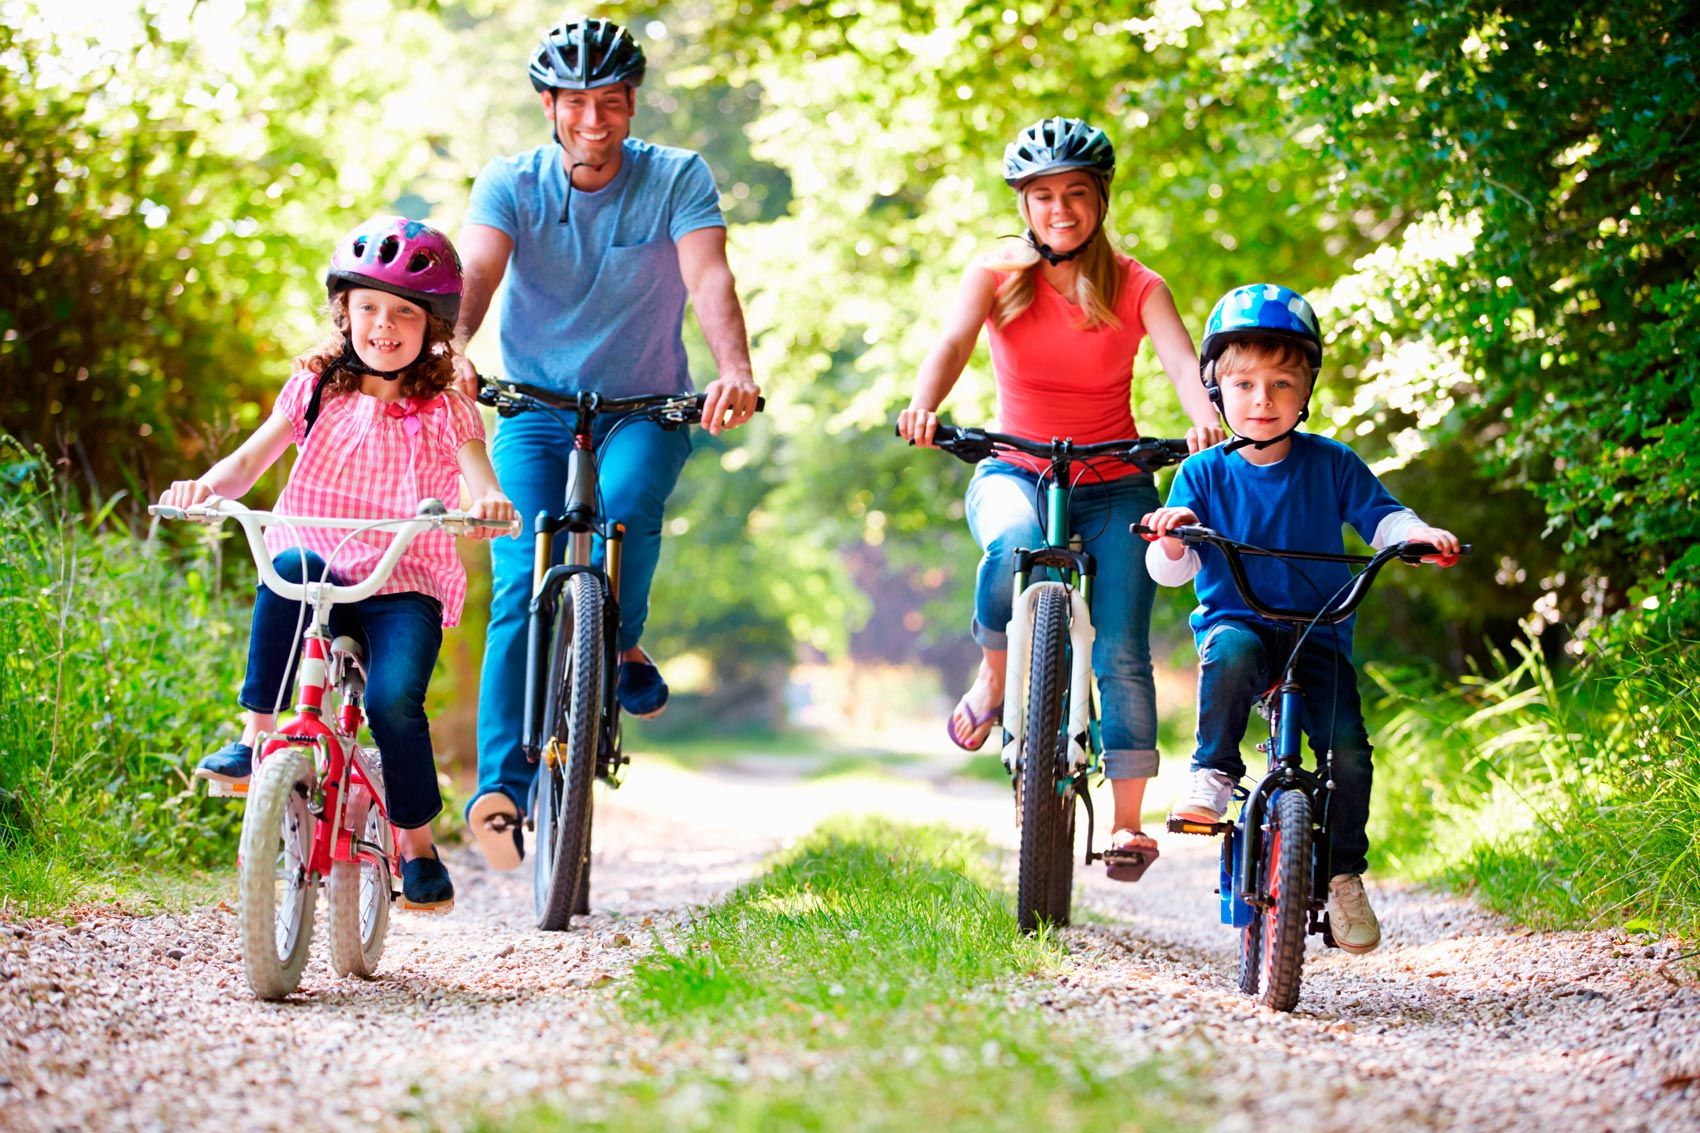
[1131,521,1468,1011]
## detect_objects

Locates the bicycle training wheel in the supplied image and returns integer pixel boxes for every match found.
[327,786,393,978]
[1259,789,1312,1011]
[237,746,318,999]
[534,571,603,931]
[1017,584,1070,934]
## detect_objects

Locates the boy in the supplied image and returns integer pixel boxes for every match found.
[1140,283,1460,953]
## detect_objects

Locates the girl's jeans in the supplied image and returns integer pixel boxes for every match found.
[964,459,1162,780]
[1193,619,1374,877]
[474,410,692,819]
[239,550,444,830]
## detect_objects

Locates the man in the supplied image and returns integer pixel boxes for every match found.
[453,17,761,869]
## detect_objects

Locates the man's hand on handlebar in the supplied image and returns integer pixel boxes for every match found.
[451,353,480,401]
[896,405,941,448]
[699,374,762,436]
[1137,506,1200,560]
[1405,524,1462,567]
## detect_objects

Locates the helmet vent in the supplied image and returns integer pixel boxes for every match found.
[407,250,434,274]
[352,237,368,258]
[377,235,401,264]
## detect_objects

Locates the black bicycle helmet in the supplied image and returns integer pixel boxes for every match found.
[528,17,646,92]
[1003,117,1116,188]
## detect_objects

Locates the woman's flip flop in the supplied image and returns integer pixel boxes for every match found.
[1103,829,1160,883]
[946,698,1003,751]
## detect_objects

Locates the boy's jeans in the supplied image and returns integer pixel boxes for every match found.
[1193,619,1374,876]
[964,459,1161,780]
[473,410,692,820]
[239,549,444,830]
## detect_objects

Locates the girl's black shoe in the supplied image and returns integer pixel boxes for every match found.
[400,849,454,913]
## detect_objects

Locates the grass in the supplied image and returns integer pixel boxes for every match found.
[479,819,1206,1133]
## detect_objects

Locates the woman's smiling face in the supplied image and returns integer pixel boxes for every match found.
[1020,170,1104,254]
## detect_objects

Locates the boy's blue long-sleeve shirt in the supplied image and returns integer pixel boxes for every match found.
[1162,433,1407,657]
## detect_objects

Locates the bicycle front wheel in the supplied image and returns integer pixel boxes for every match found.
[327,787,392,978]
[1016,585,1070,934]
[1259,789,1312,1011]
[237,746,318,1000]
[534,572,604,931]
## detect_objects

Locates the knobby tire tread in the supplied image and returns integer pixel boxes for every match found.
[327,792,391,978]
[1018,586,1069,934]
[1261,789,1312,1011]
[237,747,317,1000]
[535,573,603,931]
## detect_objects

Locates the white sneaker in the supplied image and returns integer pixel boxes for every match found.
[1327,873,1382,954]
[1169,768,1236,825]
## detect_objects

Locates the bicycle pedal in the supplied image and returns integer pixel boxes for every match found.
[205,780,249,798]
[1165,816,1231,836]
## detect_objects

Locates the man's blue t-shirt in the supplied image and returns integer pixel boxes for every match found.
[465,138,725,397]
[1164,433,1406,656]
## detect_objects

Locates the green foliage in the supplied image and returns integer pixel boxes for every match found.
[0,439,249,911]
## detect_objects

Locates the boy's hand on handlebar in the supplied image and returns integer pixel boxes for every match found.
[897,405,941,448]
[467,492,518,539]
[699,374,762,436]
[160,480,219,510]
[1184,423,1226,452]
[1408,524,1462,567]
[1138,506,1199,559]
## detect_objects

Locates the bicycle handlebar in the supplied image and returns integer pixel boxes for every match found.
[149,498,521,607]
[1129,522,1473,625]
[476,375,765,426]
[897,422,1191,473]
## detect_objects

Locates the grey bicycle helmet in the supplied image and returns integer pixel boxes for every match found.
[528,17,646,92]
[1003,117,1116,188]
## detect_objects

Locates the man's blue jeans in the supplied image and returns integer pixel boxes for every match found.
[473,410,691,818]
[964,459,1162,780]
[239,550,445,830]
[1193,618,1375,876]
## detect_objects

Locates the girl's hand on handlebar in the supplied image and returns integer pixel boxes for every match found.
[1184,422,1226,452]
[160,480,219,510]
[1408,524,1462,567]
[467,492,519,539]
[1138,506,1198,559]
[897,405,941,448]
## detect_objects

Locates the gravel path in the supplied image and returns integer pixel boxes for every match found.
[2,760,1696,1132]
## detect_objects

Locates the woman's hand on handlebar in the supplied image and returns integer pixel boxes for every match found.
[465,491,519,540]
[160,479,219,510]
[1406,524,1462,567]
[1184,422,1226,453]
[1138,506,1199,559]
[896,405,941,448]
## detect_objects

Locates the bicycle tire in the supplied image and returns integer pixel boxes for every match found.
[1046,795,1076,927]
[327,788,392,978]
[1259,789,1312,1011]
[1016,585,1070,934]
[534,572,603,931]
[237,747,318,1000]
[1237,900,1262,996]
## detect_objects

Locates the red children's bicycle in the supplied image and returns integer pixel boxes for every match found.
[151,498,517,999]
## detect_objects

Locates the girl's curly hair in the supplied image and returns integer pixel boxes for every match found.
[298,289,459,399]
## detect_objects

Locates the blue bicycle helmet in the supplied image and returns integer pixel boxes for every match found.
[1200,284,1324,452]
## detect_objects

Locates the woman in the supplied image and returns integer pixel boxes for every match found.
[897,116,1223,879]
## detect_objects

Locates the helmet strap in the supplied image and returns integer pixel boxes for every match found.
[1026,230,1090,266]
[333,342,412,383]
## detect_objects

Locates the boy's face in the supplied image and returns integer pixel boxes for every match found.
[1218,361,1311,443]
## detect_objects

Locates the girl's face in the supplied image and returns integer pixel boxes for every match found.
[346,287,427,377]
[1020,171,1104,255]
[1219,362,1312,444]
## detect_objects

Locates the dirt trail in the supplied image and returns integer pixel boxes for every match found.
[2,760,1695,1132]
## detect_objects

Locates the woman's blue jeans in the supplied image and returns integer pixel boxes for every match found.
[473,410,692,819]
[964,459,1161,780]
[1193,619,1375,876]
[239,550,444,830]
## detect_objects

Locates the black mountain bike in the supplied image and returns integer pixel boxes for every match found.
[1132,521,1468,1010]
[905,424,1189,932]
[479,376,762,930]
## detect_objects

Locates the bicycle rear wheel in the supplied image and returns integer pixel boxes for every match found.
[327,787,392,978]
[1259,789,1312,1011]
[237,746,318,999]
[534,572,604,931]
[1016,585,1070,934]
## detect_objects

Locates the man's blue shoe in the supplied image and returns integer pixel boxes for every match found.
[194,741,253,786]
[616,655,669,719]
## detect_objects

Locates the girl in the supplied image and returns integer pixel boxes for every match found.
[897,117,1224,881]
[159,216,516,912]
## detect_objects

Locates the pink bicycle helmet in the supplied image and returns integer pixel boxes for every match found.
[325,216,463,324]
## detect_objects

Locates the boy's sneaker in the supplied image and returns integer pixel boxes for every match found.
[1326,873,1382,954]
[1169,768,1236,825]
[400,851,455,913]
[194,741,253,786]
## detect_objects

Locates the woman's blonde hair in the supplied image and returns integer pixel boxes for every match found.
[984,180,1123,331]
[298,290,459,400]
